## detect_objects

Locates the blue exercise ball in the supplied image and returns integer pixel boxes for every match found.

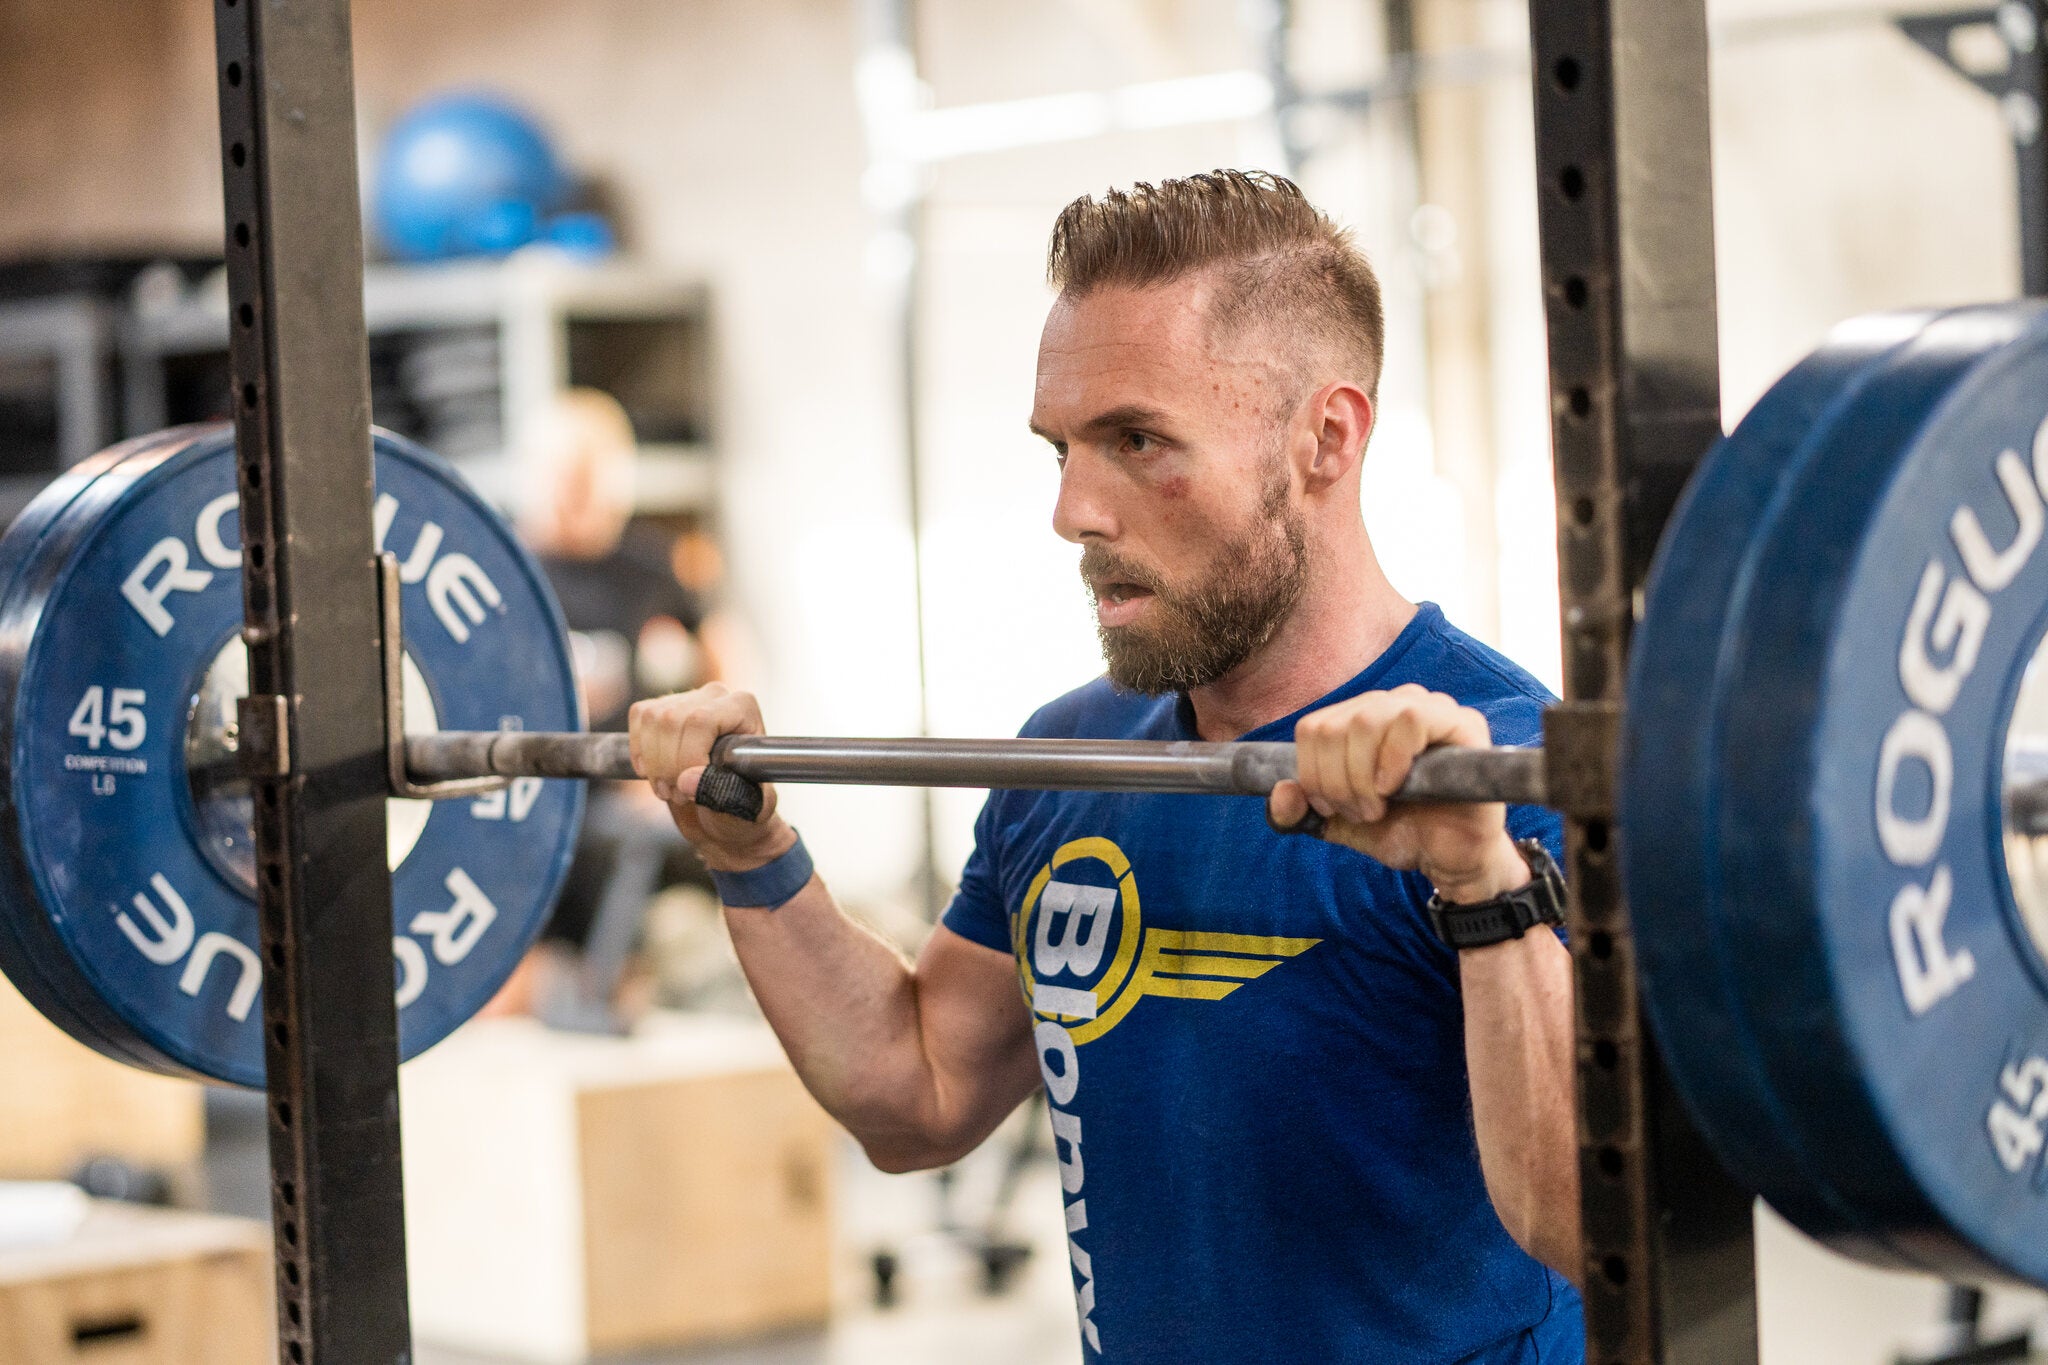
[373,93,569,262]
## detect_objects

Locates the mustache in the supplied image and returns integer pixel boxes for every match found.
[1079,545,1169,599]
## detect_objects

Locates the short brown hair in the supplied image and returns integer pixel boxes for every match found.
[1047,170,1385,398]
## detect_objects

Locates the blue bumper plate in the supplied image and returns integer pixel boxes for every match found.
[1627,302,2048,1282]
[0,424,583,1086]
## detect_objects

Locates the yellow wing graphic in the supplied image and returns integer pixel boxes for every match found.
[1136,930,1322,1000]
[1067,929,1321,1041]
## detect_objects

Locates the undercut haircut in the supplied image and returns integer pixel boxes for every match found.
[1046,170,1385,399]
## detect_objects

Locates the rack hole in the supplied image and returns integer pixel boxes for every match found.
[226,62,242,87]
[285,1260,300,1287]
[281,1220,297,1247]
[1559,165,1586,201]
[275,1100,293,1129]
[1568,387,1592,419]
[1597,1145,1624,1177]
[268,945,283,970]
[1583,819,1610,853]
[1563,276,1588,310]
[287,1301,302,1327]
[249,543,265,570]
[289,1342,305,1363]
[1602,1254,1629,1286]
[1553,55,1582,91]
[279,1179,295,1207]
[237,303,254,328]
[72,1317,144,1347]
[234,222,251,248]
[230,142,246,168]
[1593,1039,1619,1071]
[1572,496,1595,526]
[243,462,261,489]
[241,382,258,409]
[1589,931,1613,960]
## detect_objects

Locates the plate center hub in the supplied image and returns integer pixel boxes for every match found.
[183,634,438,895]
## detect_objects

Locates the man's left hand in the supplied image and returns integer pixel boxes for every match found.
[1268,683,1533,903]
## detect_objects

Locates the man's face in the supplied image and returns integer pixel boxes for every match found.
[1031,275,1310,694]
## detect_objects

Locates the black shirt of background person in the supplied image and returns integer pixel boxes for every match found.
[539,524,705,732]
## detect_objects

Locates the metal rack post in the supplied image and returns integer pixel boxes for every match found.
[1525,2,1761,1361]
[211,0,413,1359]
[1894,4,2048,296]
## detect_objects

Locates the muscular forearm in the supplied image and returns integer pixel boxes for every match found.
[1272,686,1585,1278]
[628,687,1035,1170]
[1460,927,1581,1281]
[721,877,1023,1171]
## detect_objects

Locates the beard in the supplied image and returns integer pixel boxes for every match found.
[1081,467,1310,695]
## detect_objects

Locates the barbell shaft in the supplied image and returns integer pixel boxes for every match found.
[400,731,1551,804]
[388,731,2048,838]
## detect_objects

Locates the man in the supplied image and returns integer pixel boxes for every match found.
[515,388,711,1020]
[630,171,1581,1363]
[520,387,711,730]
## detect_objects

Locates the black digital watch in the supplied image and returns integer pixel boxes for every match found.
[1426,839,1565,950]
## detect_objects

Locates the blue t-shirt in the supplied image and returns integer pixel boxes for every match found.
[943,604,1583,1364]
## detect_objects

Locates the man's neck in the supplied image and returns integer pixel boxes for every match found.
[1183,540,1415,741]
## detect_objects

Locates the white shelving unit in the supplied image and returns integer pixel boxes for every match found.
[121,251,716,515]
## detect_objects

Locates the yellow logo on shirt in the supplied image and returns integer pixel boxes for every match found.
[1012,835,1319,1045]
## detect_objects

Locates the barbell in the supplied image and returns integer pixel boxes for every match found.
[3,303,2048,1288]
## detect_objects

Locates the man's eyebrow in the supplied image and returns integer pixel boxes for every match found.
[1028,405,1170,442]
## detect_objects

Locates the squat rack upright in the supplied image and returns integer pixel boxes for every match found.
[213,1,411,1359]
[209,1,1749,1362]
[1523,3,1760,1363]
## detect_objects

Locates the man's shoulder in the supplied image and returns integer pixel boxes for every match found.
[1017,675,1176,739]
[1404,609,1556,748]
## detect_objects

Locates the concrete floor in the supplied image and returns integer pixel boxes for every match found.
[203,1084,2048,1365]
[205,1087,1083,1365]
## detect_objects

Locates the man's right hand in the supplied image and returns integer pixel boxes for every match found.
[628,683,795,872]
[630,686,1040,1175]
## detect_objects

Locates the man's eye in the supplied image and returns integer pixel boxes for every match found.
[1124,431,1152,453]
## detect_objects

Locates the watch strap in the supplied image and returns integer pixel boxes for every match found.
[1427,839,1565,950]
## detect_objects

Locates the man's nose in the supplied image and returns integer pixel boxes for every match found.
[1052,449,1119,545]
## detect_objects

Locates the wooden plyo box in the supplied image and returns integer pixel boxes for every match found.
[0,976,204,1181]
[401,1013,836,1363]
[0,1202,273,1365]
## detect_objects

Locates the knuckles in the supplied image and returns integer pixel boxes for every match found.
[1300,687,1463,745]
[627,686,766,776]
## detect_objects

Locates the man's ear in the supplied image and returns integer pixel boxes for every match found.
[1302,381,1375,490]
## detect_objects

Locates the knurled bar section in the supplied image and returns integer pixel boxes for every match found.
[211,0,412,1360]
[1526,4,1658,1361]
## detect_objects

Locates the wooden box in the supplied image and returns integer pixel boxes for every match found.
[0,975,204,1181]
[0,1202,272,1364]
[400,1013,836,1363]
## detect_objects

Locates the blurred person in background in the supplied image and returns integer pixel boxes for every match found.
[522,387,714,719]
[494,388,718,1026]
